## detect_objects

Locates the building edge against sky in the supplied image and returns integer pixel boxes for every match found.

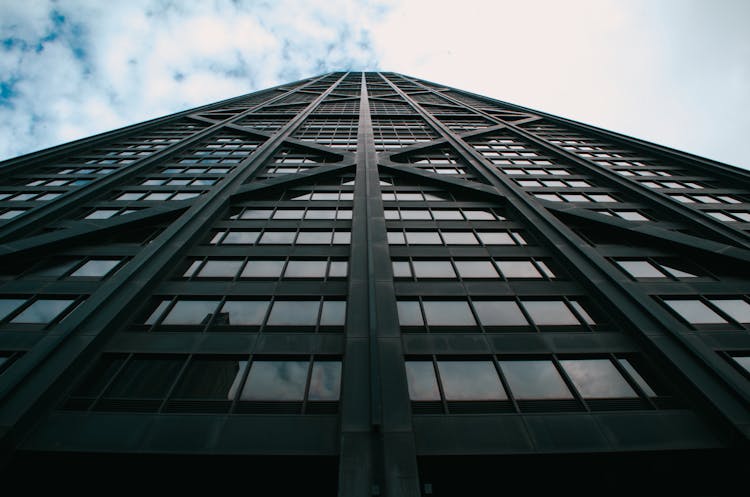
[0,72,748,494]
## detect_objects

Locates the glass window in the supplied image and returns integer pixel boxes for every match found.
[273,209,305,219]
[241,360,308,401]
[259,231,297,244]
[240,209,272,219]
[615,211,648,221]
[663,299,727,324]
[473,301,528,326]
[218,300,269,326]
[392,261,412,278]
[198,260,242,278]
[405,231,441,245]
[463,210,495,220]
[441,232,479,245]
[30,258,81,277]
[401,210,431,220]
[285,260,328,278]
[308,361,342,401]
[85,209,118,220]
[522,300,579,326]
[432,210,463,220]
[499,360,573,399]
[267,301,320,326]
[105,357,183,399]
[397,301,424,326]
[320,301,346,326]
[241,260,285,278]
[616,260,665,278]
[404,361,440,401]
[172,359,247,400]
[437,361,506,400]
[10,299,75,324]
[333,232,351,244]
[731,356,750,374]
[423,301,476,326]
[495,260,541,278]
[560,359,637,398]
[387,232,406,244]
[454,261,498,279]
[328,261,348,278]
[413,261,456,278]
[0,298,26,321]
[709,299,750,323]
[161,300,219,325]
[223,231,260,244]
[477,232,514,245]
[297,231,333,244]
[70,259,121,278]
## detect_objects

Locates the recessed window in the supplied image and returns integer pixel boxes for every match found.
[171,358,247,400]
[437,361,506,400]
[404,361,440,401]
[308,361,342,401]
[454,261,498,279]
[663,299,727,325]
[499,360,573,400]
[560,359,637,398]
[70,259,121,278]
[267,301,320,326]
[412,261,456,278]
[0,299,26,321]
[218,300,269,325]
[495,260,541,278]
[10,299,77,324]
[198,260,243,278]
[161,300,219,325]
[241,260,285,278]
[422,301,476,327]
[709,299,750,323]
[521,300,579,326]
[473,301,528,326]
[241,360,309,401]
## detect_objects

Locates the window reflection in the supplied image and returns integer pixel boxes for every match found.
[172,359,247,400]
[308,361,342,401]
[241,360,308,401]
[560,359,636,398]
[219,301,269,325]
[423,301,476,326]
[0,299,26,321]
[404,361,440,401]
[437,361,506,400]
[10,299,75,324]
[162,300,218,325]
[267,301,319,326]
[499,360,573,399]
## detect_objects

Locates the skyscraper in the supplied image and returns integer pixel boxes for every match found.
[0,72,748,494]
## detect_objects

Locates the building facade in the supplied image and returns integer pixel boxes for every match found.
[0,72,748,494]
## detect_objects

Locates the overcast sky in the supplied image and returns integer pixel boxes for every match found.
[1,0,748,169]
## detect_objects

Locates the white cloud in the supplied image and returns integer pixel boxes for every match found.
[0,0,747,169]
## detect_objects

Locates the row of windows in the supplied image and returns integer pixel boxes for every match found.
[706,211,750,223]
[671,194,742,205]
[387,230,527,246]
[54,167,117,175]
[534,193,617,203]
[141,297,346,330]
[229,207,353,220]
[383,208,503,221]
[393,258,555,280]
[84,208,141,220]
[641,180,704,190]
[23,178,91,187]
[396,298,595,331]
[405,356,661,407]
[615,168,672,177]
[116,191,201,201]
[500,167,570,176]
[67,354,341,413]
[158,166,232,174]
[0,209,27,220]
[516,179,590,188]
[209,229,351,246]
[615,259,699,280]
[663,297,750,327]
[0,192,63,202]
[13,257,125,280]
[141,177,217,186]
[0,297,81,327]
[381,192,447,201]
[594,210,650,221]
[181,258,348,280]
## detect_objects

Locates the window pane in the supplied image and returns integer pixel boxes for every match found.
[172,359,247,400]
[241,260,285,278]
[560,359,637,398]
[413,261,456,278]
[522,301,579,326]
[454,261,498,278]
[432,210,462,220]
[259,231,296,244]
[616,260,664,278]
[473,301,528,326]
[404,361,440,401]
[437,361,506,400]
[477,232,514,245]
[463,210,495,220]
[308,361,342,401]
[267,301,320,326]
[30,259,80,277]
[441,232,479,245]
[106,357,183,398]
[709,299,750,323]
[320,301,346,326]
[328,261,348,278]
[224,231,260,244]
[197,260,242,278]
[392,261,412,278]
[219,300,269,325]
[240,209,272,219]
[161,300,219,325]
[423,301,476,326]
[663,299,727,324]
[11,299,75,324]
[499,360,573,399]
[387,232,406,244]
[241,360,308,401]
[71,355,126,398]
[285,260,327,278]
[405,232,441,245]
[297,231,333,244]
[397,301,423,326]
[731,356,750,374]
[273,209,304,219]
[70,259,121,278]
[495,260,541,278]
[0,298,27,321]
[401,210,431,220]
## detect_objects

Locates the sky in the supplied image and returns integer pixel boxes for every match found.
[1,0,749,169]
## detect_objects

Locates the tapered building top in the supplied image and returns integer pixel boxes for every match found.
[0,72,748,494]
